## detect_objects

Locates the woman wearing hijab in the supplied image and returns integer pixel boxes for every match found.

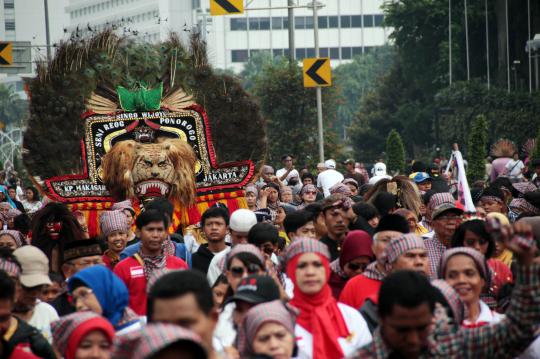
[238,300,297,359]
[68,265,142,334]
[440,247,503,327]
[284,238,372,358]
[329,230,374,299]
[51,311,115,359]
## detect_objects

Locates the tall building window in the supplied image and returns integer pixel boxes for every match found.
[4,0,14,9]
[318,16,328,29]
[341,15,351,28]
[231,50,248,62]
[5,20,15,31]
[231,18,247,30]
[271,17,282,29]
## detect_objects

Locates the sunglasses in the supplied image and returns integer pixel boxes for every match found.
[347,263,367,271]
[304,191,317,195]
[230,264,262,278]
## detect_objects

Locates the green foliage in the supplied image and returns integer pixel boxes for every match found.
[333,47,395,136]
[386,129,405,174]
[252,58,342,168]
[467,115,488,182]
[0,84,28,127]
[530,128,540,167]
[435,81,540,149]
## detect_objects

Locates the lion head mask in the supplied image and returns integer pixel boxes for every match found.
[101,137,197,206]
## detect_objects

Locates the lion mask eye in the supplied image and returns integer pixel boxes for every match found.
[158,161,168,167]
[143,160,153,167]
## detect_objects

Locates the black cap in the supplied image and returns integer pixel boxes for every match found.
[374,214,410,234]
[224,275,280,305]
[63,239,103,263]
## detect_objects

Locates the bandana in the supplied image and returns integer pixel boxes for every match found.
[0,229,24,247]
[0,258,20,278]
[480,195,504,204]
[329,183,352,197]
[381,233,425,272]
[509,198,540,215]
[431,279,464,325]
[239,300,297,357]
[440,247,489,281]
[301,184,317,195]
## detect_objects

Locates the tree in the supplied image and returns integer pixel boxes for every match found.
[530,128,540,168]
[386,129,405,174]
[0,84,28,128]
[252,58,343,168]
[467,115,488,182]
[333,47,395,138]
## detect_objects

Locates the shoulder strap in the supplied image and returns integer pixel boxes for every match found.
[133,253,144,267]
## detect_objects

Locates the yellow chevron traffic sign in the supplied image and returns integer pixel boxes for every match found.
[210,0,243,15]
[303,57,331,87]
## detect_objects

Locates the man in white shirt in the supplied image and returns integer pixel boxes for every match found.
[275,155,300,185]
[317,159,344,197]
[505,152,525,179]
[13,246,59,343]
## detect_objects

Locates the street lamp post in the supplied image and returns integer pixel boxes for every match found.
[310,0,324,163]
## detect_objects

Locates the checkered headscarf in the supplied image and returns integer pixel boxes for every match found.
[99,210,130,238]
[112,323,205,359]
[509,198,540,215]
[110,199,135,214]
[0,257,20,278]
[300,184,317,196]
[381,233,425,272]
[52,312,114,358]
[283,237,330,267]
[0,230,24,248]
[439,247,489,281]
[226,244,265,268]
[431,279,464,325]
[239,300,297,357]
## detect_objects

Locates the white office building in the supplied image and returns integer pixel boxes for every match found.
[0,0,67,98]
[66,0,391,72]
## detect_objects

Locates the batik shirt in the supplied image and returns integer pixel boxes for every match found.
[349,264,540,358]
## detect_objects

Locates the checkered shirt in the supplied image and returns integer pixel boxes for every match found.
[0,258,20,277]
[113,323,205,359]
[424,234,447,279]
[349,264,540,358]
[283,237,330,266]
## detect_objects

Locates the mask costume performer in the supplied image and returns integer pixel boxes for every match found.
[22,30,265,240]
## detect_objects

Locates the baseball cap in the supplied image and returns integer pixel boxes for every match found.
[412,172,431,183]
[229,209,258,233]
[342,158,355,165]
[324,159,336,169]
[432,202,464,220]
[224,275,280,306]
[13,246,52,287]
[373,162,387,176]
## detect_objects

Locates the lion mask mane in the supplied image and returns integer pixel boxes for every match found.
[101,137,197,206]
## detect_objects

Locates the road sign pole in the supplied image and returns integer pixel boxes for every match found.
[288,0,295,62]
[312,0,324,163]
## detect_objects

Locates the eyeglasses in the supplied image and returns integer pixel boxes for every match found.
[71,288,93,303]
[304,191,317,195]
[229,264,262,278]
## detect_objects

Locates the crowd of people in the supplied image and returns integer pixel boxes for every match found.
[1,154,540,358]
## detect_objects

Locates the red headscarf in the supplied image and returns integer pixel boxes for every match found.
[287,252,350,359]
